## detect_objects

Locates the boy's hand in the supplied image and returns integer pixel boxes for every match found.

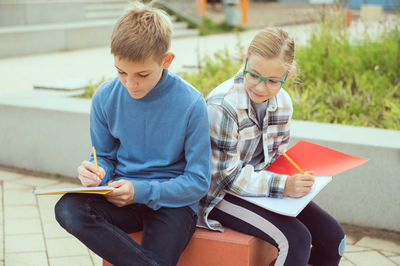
[283,171,315,198]
[77,160,106,187]
[105,180,135,207]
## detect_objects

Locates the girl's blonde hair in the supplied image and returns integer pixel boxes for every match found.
[247,28,295,68]
[111,1,172,63]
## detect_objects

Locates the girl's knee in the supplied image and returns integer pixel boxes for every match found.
[330,223,346,257]
[289,226,312,250]
[338,234,346,256]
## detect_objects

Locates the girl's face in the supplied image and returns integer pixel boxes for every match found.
[244,55,289,103]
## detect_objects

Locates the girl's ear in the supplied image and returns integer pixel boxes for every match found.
[242,53,247,67]
[162,52,175,69]
[286,66,297,81]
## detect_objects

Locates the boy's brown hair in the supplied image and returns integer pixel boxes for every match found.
[111,1,172,63]
[247,27,295,69]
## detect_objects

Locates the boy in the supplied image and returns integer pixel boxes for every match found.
[55,2,211,266]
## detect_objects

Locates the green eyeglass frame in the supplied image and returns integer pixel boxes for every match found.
[244,58,288,89]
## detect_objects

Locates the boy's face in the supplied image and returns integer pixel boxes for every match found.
[243,54,290,103]
[114,53,174,99]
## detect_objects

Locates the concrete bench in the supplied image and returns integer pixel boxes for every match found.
[102,228,278,266]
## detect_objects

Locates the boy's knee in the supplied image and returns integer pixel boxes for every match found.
[54,194,82,232]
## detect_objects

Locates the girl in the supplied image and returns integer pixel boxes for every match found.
[199,28,345,266]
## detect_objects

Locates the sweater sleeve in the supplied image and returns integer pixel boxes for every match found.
[89,86,117,184]
[131,96,211,210]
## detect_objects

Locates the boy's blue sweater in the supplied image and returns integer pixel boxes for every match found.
[90,70,211,214]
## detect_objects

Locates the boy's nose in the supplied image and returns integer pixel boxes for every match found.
[126,78,138,90]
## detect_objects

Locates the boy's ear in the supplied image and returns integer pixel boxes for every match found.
[286,66,297,81]
[162,52,175,69]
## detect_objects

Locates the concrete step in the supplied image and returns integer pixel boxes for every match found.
[85,10,124,20]
[0,20,199,58]
[84,1,128,20]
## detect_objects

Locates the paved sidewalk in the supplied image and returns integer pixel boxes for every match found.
[0,167,399,266]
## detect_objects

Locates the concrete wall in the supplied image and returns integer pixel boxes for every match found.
[0,90,399,232]
[0,21,114,58]
[0,2,86,27]
[290,121,400,232]
[0,90,91,177]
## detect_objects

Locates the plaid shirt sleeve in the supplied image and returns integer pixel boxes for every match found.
[208,104,288,198]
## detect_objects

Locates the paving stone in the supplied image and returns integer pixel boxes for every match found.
[345,234,357,245]
[5,234,46,253]
[3,189,36,206]
[89,251,103,266]
[5,218,42,235]
[37,194,63,209]
[389,256,400,264]
[382,251,399,256]
[3,181,32,190]
[15,176,60,188]
[40,181,81,189]
[49,255,93,266]
[345,250,397,266]
[356,237,400,253]
[345,244,370,252]
[4,205,40,219]
[0,171,25,181]
[5,252,48,266]
[43,221,74,239]
[40,209,58,223]
[46,238,89,257]
[0,235,3,261]
[339,258,355,266]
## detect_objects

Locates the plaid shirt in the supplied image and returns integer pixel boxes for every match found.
[198,69,293,232]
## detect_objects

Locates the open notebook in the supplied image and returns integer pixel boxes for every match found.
[34,186,115,195]
[225,140,369,217]
[226,176,332,217]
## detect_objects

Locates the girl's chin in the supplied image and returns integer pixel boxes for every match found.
[250,92,270,102]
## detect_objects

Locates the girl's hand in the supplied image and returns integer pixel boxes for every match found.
[77,160,105,187]
[105,180,135,207]
[283,171,315,198]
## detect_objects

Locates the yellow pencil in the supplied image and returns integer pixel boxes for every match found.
[92,146,100,180]
[282,152,305,174]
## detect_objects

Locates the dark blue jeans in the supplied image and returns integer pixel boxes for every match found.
[55,193,197,266]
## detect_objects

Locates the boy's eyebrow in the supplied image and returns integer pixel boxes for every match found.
[114,65,152,74]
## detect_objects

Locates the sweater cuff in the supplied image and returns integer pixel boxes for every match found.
[130,180,152,205]
[268,174,288,198]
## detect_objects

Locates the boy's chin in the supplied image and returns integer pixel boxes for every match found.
[126,88,152,99]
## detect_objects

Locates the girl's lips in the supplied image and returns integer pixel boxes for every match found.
[251,90,266,98]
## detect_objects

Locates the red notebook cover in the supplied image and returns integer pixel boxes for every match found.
[266,140,369,176]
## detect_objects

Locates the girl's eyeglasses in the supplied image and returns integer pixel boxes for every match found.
[244,58,288,90]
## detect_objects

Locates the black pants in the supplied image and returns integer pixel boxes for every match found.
[209,194,345,266]
[55,193,197,266]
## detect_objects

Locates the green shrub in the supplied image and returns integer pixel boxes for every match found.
[288,18,400,130]
[181,46,243,95]
[84,19,400,130]
[183,20,400,130]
